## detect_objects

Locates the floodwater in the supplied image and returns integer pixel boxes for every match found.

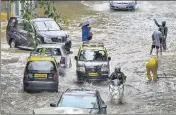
[1,1,176,114]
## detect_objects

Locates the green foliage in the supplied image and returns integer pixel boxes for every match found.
[38,1,70,26]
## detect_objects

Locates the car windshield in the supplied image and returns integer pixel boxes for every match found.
[79,50,107,61]
[34,20,61,31]
[58,95,99,109]
[27,61,55,71]
[36,48,62,56]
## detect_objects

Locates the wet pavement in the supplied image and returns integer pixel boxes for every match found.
[1,1,176,114]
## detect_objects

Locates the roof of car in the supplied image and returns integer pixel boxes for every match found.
[80,42,105,51]
[14,16,54,21]
[81,46,105,51]
[27,56,56,62]
[64,89,97,97]
[37,43,64,48]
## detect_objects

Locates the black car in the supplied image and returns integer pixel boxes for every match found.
[23,54,59,92]
[74,42,111,83]
[6,16,71,52]
[50,88,107,114]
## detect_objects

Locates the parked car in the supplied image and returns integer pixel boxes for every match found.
[6,16,71,52]
[109,0,137,11]
[34,43,72,75]
[74,42,111,83]
[49,88,107,114]
[33,107,90,114]
[23,54,59,92]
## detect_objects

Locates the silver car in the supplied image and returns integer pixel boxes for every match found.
[35,43,72,75]
[110,0,137,11]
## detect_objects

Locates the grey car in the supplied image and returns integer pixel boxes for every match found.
[49,88,107,114]
[110,0,137,11]
[6,16,71,52]
[35,43,72,75]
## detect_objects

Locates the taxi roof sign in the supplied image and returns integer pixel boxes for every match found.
[82,42,104,47]
[27,56,56,62]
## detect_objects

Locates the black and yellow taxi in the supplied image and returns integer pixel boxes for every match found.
[23,52,59,92]
[74,42,111,82]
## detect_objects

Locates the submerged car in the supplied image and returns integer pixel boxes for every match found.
[74,42,111,82]
[49,88,107,114]
[35,43,72,75]
[33,107,90,114]
[110,0,137,11]
[23,54,59,92]
[6,16,71,52]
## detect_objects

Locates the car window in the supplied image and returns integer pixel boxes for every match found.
[79,50,107,61]
[8,18,16,27]
[34,20,61,31]
[24,22,33,31]
[58,95,99,109]
[36,48,62,56]
[27,61,56,71]
[17,19,25,30]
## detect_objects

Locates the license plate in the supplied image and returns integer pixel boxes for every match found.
[34,74,47,78]
[88,73,98,77]
[119,5,126,8]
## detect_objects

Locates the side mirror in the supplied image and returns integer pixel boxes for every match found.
[108,57,111,61]
[74,56,78,60]
[102,104,107,109]
[50,103,57,107]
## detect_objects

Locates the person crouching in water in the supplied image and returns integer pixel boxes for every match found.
[150,28,163,56]
[81,24,93,43]
[146,56,158,81]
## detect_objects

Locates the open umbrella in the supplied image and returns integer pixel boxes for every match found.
[79,18,96,27]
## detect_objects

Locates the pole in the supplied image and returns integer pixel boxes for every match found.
[7,1,11,20]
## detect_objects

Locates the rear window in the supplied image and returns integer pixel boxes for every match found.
[36,48,62,56]
[27,61,56,71]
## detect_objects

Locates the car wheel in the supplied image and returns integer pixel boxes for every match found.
[10,39,17,48]
[55,89,58,92]
[23,85,27,92]
[77,78,84,84]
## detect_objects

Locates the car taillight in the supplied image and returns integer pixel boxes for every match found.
[60,57,66,67]
[23,72,29,82]
[53,72,58,82]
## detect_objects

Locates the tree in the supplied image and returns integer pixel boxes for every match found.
[10,0,70,49]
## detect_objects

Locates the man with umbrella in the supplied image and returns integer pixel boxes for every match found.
[79,18,95,42]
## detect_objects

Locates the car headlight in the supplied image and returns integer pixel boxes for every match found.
[101,65,109,71]
[44,37,52,43]
[77,66,85,72]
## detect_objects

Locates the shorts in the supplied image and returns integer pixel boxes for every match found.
[152,45,159,49]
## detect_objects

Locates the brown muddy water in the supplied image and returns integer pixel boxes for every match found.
[1,1,176,114]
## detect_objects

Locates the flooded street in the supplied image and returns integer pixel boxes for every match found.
[1,1,176,114]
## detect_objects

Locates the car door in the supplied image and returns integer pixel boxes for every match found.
[62,45,71,68]
[24,21,35,47]
[16,19,29,46]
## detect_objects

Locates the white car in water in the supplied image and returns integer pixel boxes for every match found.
[109,0,137,11]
